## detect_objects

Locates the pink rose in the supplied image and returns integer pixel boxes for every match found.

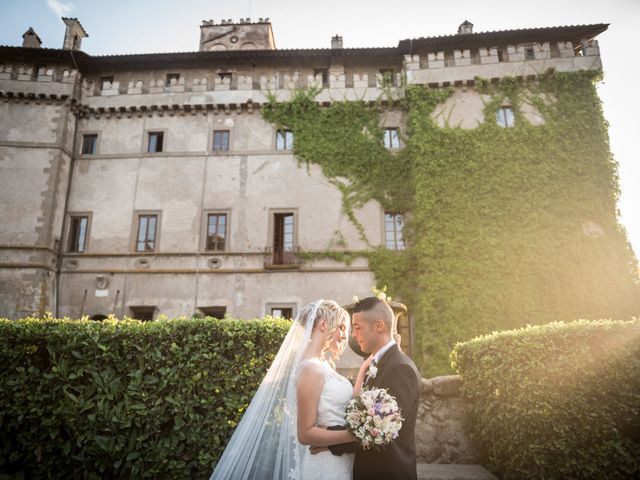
[371,428,380,437]
[367,408,375,416]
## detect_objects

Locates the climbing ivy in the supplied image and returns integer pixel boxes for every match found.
[262,88,412,244]
[262,70,640,376]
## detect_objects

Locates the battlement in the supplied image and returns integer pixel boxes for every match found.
[0,64,79,83]
[0,64,79,98]
[199,17,275,51]
[201,18,271,26]
[403,39,601,87]
[79,70,403,97]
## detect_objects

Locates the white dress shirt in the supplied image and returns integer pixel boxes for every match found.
[373,338,397,364]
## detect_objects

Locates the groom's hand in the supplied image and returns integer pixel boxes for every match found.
[309,446,328,455]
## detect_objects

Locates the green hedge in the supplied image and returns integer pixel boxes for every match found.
[452,319,640,479]
[0,316,289,479]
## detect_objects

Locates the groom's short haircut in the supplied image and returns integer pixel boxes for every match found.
[353,297,393,333]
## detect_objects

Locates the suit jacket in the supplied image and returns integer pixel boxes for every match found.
[330,344,421,480]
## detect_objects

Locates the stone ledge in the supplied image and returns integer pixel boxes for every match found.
[432,375,463,397]
[417,464,498,480]
[421,375,463,397]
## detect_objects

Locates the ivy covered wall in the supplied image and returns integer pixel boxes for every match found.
[263,70,640,376]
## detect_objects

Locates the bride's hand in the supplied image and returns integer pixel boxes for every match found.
[353,354,375,396]
[359,354,374,373]
[309,445,328,455]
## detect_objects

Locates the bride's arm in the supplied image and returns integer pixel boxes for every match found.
[352,354,374,396]
[296,365,355,446]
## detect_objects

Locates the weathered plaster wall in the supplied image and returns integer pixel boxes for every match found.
[0,92,75,317]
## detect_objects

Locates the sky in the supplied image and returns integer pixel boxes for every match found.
[1,0,639,259]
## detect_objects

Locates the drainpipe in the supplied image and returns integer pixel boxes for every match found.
[55,53,81,317]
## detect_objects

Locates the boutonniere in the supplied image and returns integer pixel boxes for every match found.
[367,364,378,379]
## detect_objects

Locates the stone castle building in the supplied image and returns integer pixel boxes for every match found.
[0,18,607,351]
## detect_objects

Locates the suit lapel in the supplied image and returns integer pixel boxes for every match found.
[371,343,399,388]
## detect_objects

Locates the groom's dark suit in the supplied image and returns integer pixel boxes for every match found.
[330,344,421,480]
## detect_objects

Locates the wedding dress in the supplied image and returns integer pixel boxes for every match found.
[210,300,354,480]
[296,358,355,480]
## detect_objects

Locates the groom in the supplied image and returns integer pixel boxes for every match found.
[329,296,421,480]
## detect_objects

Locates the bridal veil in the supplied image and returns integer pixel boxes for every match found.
[210,300,326,480]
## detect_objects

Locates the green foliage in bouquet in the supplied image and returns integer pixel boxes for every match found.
[452,319,640,479]
[0,315,289,479]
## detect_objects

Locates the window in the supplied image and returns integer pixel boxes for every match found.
[274,213,294,260]
[166,73,180,86]
[199,306,227,319]
[136,214,158,252]
[129,306,156,321]
[379,68,396,86]
[32,65,45,80]
[385,212,405,250]
[271,306,294,319]
[271,212,296,265]
[206,213,227,251]
[497,48,508,62]
[213,130,230,151]
[314,68,329,87]
[525,47,535,60]
[444,52,455,68]
[67,216,88,252]
[100,76,114,90]
[147,132,164,153]
[383,128,400,149]
[218,72,232,82]
[276,130,294,150]
[81,134,97,155]
[496,106,515,128]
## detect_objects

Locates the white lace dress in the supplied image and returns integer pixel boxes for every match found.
[297,359,355,480]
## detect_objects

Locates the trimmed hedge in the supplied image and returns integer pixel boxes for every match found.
[452,319,640,479]
[0,316,289,479]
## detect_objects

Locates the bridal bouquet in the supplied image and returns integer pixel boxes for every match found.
[345,388,403,449]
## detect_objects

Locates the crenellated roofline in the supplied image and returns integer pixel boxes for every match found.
[0,23,608,72]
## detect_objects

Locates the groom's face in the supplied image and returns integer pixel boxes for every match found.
[352,312,377,354]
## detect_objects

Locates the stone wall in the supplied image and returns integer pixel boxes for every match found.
[416,375,478,464]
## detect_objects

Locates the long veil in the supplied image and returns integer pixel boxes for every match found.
[210,300,322,480]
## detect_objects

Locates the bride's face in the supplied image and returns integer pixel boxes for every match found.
[325,318,349,356]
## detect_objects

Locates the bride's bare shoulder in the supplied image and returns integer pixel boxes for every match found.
[296,359,326,383]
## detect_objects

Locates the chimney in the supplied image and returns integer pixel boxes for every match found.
[331,35,343,49]
[62,17,88,50]
[22,27,42,48]
[458,20,474,35]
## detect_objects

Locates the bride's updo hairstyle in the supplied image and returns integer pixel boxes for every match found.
[297,300,349,332]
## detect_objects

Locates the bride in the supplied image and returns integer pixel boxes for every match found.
[211,300,370,480]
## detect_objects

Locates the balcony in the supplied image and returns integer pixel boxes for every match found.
[263,246,303,269]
